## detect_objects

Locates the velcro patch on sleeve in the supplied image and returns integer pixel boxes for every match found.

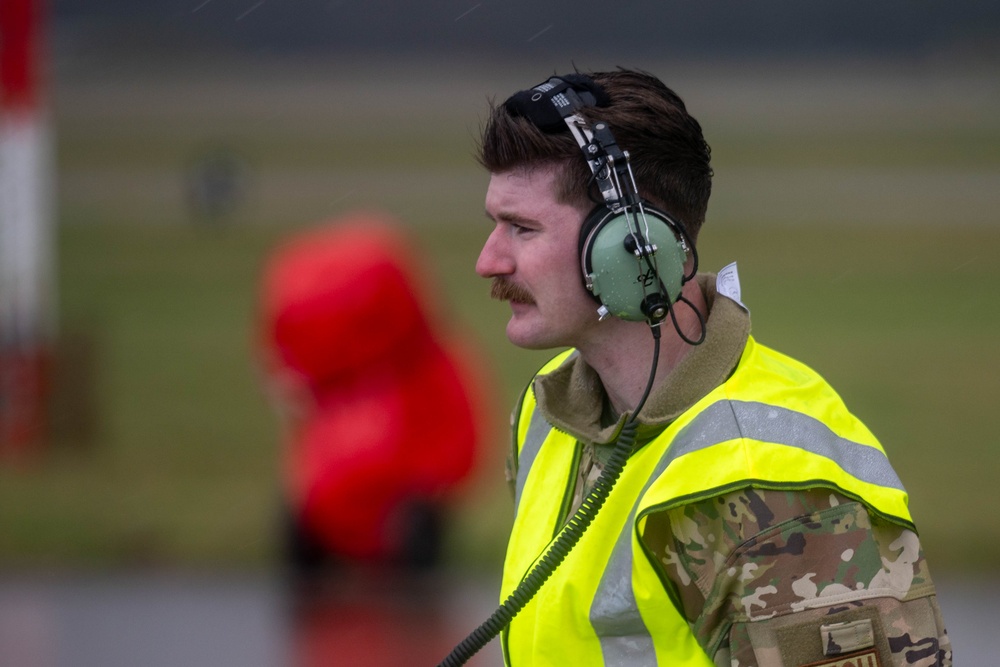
[772,606,891,667]
[801,648,881,667]
[821,618,875,655]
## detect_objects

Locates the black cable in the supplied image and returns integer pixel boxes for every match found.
[437,328,662,667]
[665,293,707,347]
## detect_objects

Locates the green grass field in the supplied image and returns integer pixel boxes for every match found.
[1,57,998,573]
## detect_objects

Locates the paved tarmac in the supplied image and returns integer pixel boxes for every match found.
[0,569,991,666]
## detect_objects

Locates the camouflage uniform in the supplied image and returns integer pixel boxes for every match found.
[642,486,949,666]
[510,274,951,666]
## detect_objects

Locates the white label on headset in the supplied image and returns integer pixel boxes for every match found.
[717,262,748,312]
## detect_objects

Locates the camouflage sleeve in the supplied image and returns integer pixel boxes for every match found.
[640,487,952,666]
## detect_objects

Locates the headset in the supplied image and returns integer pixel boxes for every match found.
[438,74,706,667]
[503,73,703,341]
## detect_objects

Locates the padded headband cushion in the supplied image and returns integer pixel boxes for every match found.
[503,73,611,134]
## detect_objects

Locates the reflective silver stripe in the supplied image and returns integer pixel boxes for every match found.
[679,401,905,491]
[591,399,906,664]
[513,351,579,517]
[590,519,657,665]
[591,432,675,666]
[513,406,551,517]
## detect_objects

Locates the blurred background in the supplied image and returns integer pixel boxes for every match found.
[1,1,998,665]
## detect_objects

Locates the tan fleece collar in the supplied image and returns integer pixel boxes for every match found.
[532,273,751,445]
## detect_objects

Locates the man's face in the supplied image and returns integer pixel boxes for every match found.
[476,165,600,350]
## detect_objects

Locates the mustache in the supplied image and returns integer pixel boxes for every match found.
[490,278,535,304]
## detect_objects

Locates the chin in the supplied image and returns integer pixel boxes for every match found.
[505,320,565,351]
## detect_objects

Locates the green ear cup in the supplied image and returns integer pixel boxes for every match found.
[581,208,687,322]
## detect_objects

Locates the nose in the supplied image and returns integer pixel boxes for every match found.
[475,224,513,278]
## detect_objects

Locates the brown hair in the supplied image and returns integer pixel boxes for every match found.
[478,68,713,242]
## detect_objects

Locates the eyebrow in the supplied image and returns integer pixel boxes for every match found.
[484,209,539,225]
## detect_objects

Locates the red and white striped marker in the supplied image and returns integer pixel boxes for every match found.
[1,0,55,460]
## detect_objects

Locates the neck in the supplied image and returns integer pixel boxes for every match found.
[578,279,707,415]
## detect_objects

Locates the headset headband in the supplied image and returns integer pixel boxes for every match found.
[504,75,638,211]
[502,74,609,132]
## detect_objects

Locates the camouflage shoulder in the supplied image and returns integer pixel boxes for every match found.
[692,494,951,666]
[642,487,842,621]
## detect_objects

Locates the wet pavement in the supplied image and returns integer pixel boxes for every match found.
[0,569,991,666]
[0,568,504,667]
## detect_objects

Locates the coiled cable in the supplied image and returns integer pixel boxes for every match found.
[437,326,662,667]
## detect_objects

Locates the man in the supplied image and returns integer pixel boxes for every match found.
[474,69,950,666]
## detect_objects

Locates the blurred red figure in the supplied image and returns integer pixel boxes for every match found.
[258,211,488,573]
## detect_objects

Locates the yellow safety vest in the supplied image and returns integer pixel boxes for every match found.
[501,336,913,666]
